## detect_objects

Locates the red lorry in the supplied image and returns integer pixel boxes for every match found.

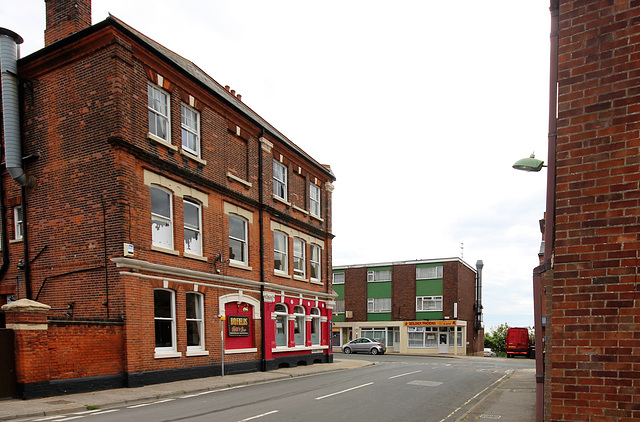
[506,327,533,358]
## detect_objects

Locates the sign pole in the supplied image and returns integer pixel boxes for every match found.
[220,316,225,377]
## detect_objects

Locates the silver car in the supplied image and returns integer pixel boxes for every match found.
[341,337,386,355]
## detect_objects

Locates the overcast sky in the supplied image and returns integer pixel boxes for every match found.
[1,1,552,332]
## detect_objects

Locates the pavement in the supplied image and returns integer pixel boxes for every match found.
[0,357,535,422]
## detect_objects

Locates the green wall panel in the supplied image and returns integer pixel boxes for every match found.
[367,281,391,298]
[333,284,344,300]
[416,311,443,320]
[367,313,391,321]
[416,279,443,296]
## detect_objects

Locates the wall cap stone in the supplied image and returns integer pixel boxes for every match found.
[1,299,51,312]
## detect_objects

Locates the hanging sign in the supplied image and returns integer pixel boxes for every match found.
[228,315,250,337]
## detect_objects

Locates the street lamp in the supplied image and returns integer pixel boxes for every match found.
[512,153,546,172]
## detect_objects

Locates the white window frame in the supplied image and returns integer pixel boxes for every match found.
[310,182,321,216]
[229,214,248,265]
[416,266,443,280]
[274,230,288,274]
[181,103,200,157]
[293,238,306,278]
[274,303,288,347]
[367,297,391,313]
[148,83,170,142]
[183,198,202,256]
[151,185,173,250]
[186,292,204,351]
[13,206,22,240]
[294,305,305,346]
[332,272,345,284]
[273,160,287,200]
[367,269,391,282]
[154,289,177,353]
[416,296,443,312]
[310,308,321,346]
[333,299,345,314]
[309,244,321,281]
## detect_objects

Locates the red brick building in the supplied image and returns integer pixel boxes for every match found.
[535,1,640,420]
[0,0,335,399]
[332,258,484,356]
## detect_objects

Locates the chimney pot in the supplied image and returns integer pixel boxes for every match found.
[225,85,230,91]
[237,94,242,101]
[230,89,236,96]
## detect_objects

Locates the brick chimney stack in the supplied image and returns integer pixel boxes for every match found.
[44,0,92,47]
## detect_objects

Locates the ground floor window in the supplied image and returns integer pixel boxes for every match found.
[448,327,464,347]
[361,328,387,345]
[311,308,321,345]
[275,304,288,347]
[154,289,176,352]
[408,326,438,348]
[294,305,305,346]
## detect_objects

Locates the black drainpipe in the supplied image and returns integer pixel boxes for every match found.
[258,129,266,372]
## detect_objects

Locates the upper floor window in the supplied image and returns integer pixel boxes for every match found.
[310,183,321,216]
[229,214,248,265]
[183,198,202,256]
[273,231,288,274]
[186,292,204,350]
[148,83,170,142]
[367,269,391,282]
[154,289,176,353]
[332,272,345,284]
[368,297,391,313]
[273,160,287,200]
[334,299,345,314]
[293,238,306,278]
[13,206,22,240]
[151,186,173,249]
[416,296,443,311]
[181,103,200,157]
[416,266,443,280]
[309,244,321,281]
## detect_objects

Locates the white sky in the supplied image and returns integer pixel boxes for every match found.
[1,1,551,332]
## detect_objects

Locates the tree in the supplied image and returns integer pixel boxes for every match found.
[484,323,509,355]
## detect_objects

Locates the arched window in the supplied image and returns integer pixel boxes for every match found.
[311,307,321,346]
[151,185,173,249]
[294,305,305,346]
[274,304,288,347]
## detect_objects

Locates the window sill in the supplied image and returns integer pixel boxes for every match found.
[294,275,308,282]
[272,345,328,353]
[180,148,207,165]
[147,132,178,151]
[227,172,252,188]
[310,279,323,285]
[310,213,324,223]
[229,261,252,271]
[9,239,23,244]
[151,245,180,256]
[224,347,258,354]
[186,349,209,357]
[272,195,291,207]
[184,252,207,262]
[292,205,308,215]
[154,351,182,359]
[274,271,291,279]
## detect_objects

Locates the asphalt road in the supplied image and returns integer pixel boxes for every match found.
[22,355,534,422]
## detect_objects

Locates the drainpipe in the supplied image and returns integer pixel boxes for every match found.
[258,129,266,372]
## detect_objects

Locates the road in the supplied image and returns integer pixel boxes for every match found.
[23,354,534,422]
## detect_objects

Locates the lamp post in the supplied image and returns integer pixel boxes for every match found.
[513,154,547,422]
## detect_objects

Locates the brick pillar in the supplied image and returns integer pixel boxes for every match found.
[1,299,51,388]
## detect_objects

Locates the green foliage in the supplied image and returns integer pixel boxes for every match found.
[484,323,509,355]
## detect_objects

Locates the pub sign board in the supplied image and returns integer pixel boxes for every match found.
[228,315,250,337]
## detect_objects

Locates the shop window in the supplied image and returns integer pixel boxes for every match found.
[274,303,288,347]
[311,308,321,346]
[294,305,305,346]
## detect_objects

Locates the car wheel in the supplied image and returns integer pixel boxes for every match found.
[343,347,352,354]
[370,348,379,355]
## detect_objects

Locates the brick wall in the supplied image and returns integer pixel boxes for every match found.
[552,2,640,420]
[392,264,416,320]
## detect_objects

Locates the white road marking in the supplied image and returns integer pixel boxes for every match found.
[315,382,374,400]
[50,416,86,422]
[238,410,279,421]
[126,398,175,409]
[181,384,248,398]
[439,373,509,422]
[389,370,421,379]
